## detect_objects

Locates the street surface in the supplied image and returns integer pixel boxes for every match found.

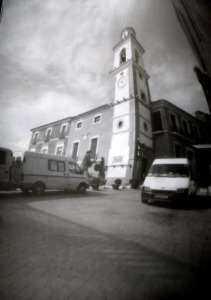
[0,189,210,300]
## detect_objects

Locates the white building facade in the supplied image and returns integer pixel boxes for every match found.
[29,27,154,185]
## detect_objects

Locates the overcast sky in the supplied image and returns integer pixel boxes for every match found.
[0,0,209,155]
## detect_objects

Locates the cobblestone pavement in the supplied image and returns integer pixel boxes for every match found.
[0,189,210,300]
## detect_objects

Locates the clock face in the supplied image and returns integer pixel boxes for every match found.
[117,76,127,88]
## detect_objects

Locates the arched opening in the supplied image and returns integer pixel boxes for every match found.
[135,49,140,64]
[120,48,126,64]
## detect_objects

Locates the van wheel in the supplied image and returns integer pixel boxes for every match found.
[32,182,45,196]
[77,183,86,194]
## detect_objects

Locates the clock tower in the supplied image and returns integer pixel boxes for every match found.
[107,27,153,185]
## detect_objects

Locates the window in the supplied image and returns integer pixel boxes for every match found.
[90,138,98,159]
[148,164,189,177]
[55,146,63,156]
[76,121,83,129]
[0,150,6,165]
[182,119,190,136]
[143,121,148,132]
[32,132,39,144]
[120,48,126,64]
[174,143,182,158]
[48,160,65,172]
[93,115,101,124]
[58,162,65,171]
[170,112,178,132]
[138,72,143,79]
[49,160,57,171]
[152,111,163,131]
[45,128,52,142]
[117,120,124,129]
[59,124,67,139]
[69,162,82,174]
[72,142,79,160]
[135,49,140,64]
[192,125,201,140]
[140,90,146,102]
[42,148,48,154]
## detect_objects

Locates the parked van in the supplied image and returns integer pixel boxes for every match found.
[20,151,89,195]
[141,158,197,203]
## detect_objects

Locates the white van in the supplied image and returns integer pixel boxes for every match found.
[20,151,89,195]
[141,158,197,203]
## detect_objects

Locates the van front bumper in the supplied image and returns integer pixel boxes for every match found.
[141,189,188,203]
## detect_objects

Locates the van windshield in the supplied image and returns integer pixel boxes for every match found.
[147,164,190,177]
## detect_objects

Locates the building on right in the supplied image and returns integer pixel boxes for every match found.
[172,0,211,75]
[151,99,211,186]
[172,0,211,113]
[172,0,211,189]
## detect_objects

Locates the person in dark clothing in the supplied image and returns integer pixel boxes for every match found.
[81,151,92,176]
[99,157,105,184]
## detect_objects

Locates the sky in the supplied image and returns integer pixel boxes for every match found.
[0,0,209,155]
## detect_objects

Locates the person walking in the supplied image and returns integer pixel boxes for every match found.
[81,151,92,176]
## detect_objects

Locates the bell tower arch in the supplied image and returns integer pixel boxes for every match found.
[106,27,153,185]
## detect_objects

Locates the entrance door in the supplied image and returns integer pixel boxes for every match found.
[90,138,98,160]
[72,142,79,161]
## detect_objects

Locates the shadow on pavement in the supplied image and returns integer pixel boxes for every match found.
[0,189,107,202]
[146,196,211,210]
[1,199,210,299]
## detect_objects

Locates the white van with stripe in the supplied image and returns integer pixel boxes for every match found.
[20,151,89,195]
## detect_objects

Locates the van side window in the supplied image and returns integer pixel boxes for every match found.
[69,162,76,174]
[69,162,82,174]
[75,164,82,174]
[49,160,65,172]
[58,162,65,172]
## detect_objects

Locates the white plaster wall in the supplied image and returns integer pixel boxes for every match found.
[138,103,151,120]
[138,134,153,148]
[107,165,127,178]
[132,45,145,69]
[110,132,129,154]
[113,115,129,133]
[139,118,152,139]
[136,70,148,101]
[115,85,129,101]
[115,69,130,101]
[114,102,129,118]
[107,132,130,178]
[107,131,130,178]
